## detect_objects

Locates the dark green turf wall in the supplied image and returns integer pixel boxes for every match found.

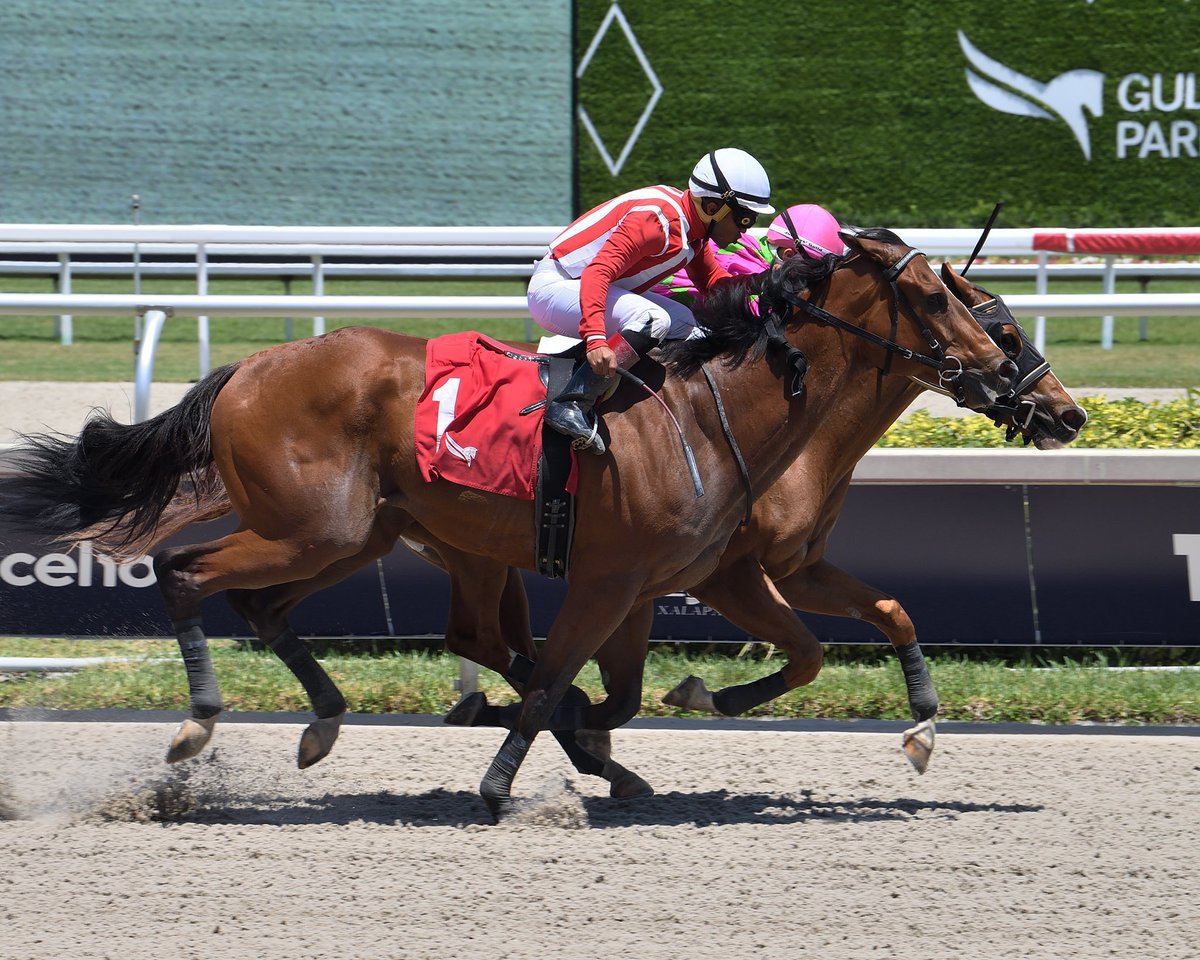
[575,1,1199,227]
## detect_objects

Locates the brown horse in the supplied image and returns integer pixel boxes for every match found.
[0,229,1019,819]
[312,260,1086,790]
[432,261,1087,776]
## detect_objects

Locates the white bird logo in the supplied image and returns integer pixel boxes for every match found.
[444,434,477,466]
[958,30,1105,160]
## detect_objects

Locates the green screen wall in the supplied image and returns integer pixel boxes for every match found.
[0,0,573,225]
[575,1,1200,227]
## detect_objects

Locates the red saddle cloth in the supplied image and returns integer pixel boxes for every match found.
[414,332,559,500]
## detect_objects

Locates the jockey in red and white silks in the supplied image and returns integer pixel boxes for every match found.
[529,185,734,347]
[529,148,774,455]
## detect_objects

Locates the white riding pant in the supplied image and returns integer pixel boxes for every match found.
[527,256,698,343]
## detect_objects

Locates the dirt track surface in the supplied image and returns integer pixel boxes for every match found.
[1,720,1196,960]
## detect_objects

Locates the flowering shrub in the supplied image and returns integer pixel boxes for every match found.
[877,391,1199,448]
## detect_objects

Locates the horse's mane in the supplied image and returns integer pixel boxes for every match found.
[658,226,906,379]
[658,250,839,378]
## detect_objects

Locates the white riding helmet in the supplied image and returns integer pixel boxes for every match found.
[689,148,775,215]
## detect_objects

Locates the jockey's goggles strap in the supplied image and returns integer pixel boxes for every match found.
[781,208,802,248]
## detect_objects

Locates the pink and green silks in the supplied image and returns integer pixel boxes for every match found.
[651,233,774,305]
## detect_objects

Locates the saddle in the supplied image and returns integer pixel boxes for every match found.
[413,331,581,579]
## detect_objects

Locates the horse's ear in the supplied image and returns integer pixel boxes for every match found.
[940,261,974,302]
[840,228,901,261]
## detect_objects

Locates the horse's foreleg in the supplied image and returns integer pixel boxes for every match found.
[583,603,654,799]
[773,560,938,721]
[479,574,641,821]
[434,555,612,781]
[773,559,937,772]
[663,558,821,717]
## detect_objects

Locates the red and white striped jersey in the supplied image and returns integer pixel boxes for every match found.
[548,186,730,342]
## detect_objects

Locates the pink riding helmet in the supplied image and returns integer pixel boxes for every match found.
[765,203,844,259]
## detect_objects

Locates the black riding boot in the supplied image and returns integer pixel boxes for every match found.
[543,363,615,456]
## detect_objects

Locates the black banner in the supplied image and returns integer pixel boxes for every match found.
[1,485,1196,645]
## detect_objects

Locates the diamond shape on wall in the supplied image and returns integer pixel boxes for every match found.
[577,3,663,176]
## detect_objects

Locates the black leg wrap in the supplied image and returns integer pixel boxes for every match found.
[267,627,347,719]
[898,642,939,721]
[711,670,789,717]
[480,729,533,820]
[495,699,587,731]
[505,653,536,686]
[552,730,606,777]
[173,617,222,720]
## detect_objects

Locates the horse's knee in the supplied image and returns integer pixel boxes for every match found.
[445,626,510,676]
[226,588,289,638]
[589,686,641,730]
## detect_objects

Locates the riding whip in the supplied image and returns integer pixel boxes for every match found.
[961,200,1004,276]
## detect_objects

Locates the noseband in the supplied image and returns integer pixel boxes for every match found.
[767,248,969,405]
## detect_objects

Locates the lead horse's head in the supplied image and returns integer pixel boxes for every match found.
[762,227,1019,411]
[940,263,1088,448]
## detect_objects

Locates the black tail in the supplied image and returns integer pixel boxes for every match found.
[0,362,240,551]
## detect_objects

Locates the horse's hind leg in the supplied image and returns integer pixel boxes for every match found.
[224,519,407,768]
[155,522,374,763]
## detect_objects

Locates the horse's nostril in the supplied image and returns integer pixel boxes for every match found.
[1062,406,1088,430]
[999,359,1019,384]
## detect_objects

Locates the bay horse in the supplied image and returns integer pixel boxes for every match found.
[0,229,1020,819]
[431,260,1087,776]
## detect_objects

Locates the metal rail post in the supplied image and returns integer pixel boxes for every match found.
[196,243,210,377]
[134,308,169,422]
[1101,256,1117,349]
[56,253,73,346]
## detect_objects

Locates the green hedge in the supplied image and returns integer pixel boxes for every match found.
[879,394,1200,448]
[576,1,1198,226]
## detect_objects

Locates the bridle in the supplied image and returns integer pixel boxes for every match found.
[705,243,973,526]
[766,246,971,405]
[964,295,1053,440]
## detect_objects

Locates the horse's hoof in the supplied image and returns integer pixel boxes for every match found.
[479,784,511,824]
[603,760,654,800]
[298,712,345,769]
[165,715,218,764]
[902,718,936,775]
[662,675,716,713]
[444,692,487,727]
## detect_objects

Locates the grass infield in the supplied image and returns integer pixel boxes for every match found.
[0,639,1195,726]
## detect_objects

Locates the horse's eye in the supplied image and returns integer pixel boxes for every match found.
[1001,331,1022,357]
[925,292,947,313]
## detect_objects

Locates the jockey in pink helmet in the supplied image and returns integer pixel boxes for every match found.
[654,203,844,304]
